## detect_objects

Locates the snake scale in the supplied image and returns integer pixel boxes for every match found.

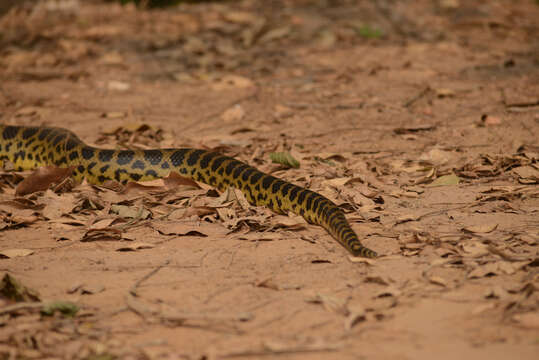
[0,124,377,258]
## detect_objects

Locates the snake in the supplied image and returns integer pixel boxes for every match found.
[0,124,377,258]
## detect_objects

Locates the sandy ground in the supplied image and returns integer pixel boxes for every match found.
[0,1,538,359]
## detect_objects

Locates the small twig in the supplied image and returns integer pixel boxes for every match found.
[129,260,170,297]
[403,86,431,107]
[220,343,340,358]
[0,301,43,315]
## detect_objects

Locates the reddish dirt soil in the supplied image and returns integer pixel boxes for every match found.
[0,1,538,359]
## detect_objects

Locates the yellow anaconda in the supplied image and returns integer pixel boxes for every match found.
[0,125,377,258]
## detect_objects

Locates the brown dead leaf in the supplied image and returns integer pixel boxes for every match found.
[395,213,421,224]
[0,248,34,259]
[256,277,280,291]
[374,286,401,298]
[16,166,74,196]
[212,75,254,90]
[81,227,122,242]
[467,262,500,279]
[480,114,502,126]
[393,124,436,134]
[461,241,489,257]
[110,204,151,219]
[305,293,349,315]
[344,304,366,330]
[349,256,376,265]
[471,302,497,315]
[512,312,539,329]
[116,242,155,252]
[152,220,228,237]
[221,104,246,122]
[427,276,447,287]
[41,191,77,220]
[271,214,307,230]
[462,223,498,234]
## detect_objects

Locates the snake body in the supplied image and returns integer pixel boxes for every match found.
[0,125,377,258]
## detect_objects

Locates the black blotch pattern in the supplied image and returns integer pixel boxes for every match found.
[200,152,219,169]
[305,193,314,210]
[161,161,170,169]
[130,173,142,181]
[22,128,38,140]
[187,150,205,167]
[225,161,241,176]
[289,187,300,202]
[2,126,19,140]
[114,168,127,181]
[69,151,79,161]
[249,172,263,185]
[82,147,95,160]
[145,169,158,178]
[52,133,66,146]
[210,156,227,172]
[232,164,248,179]
[100,165,110,173]
[57,156,67,165]
[132,160,145,170]
[65,138,78,151]
[241,168,255,181]
[117,150,135,165]
[143,150,163,165]
[38,128,51,140]
[281,183,293,196]
[98,150,114,162]
[326,207,338,223]
[87,162,97,170]
[297,190,310,205]
[98,175,108,183]
[13,150,26,162]
[271,180,285,194]
[170,150,188,167]
[262,176,275,190]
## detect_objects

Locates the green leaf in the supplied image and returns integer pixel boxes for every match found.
[428,174,460,187]
[357,25,383,39]
[269,152,300,169]
[41,301,79,317]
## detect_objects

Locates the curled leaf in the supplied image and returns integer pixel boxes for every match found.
[269,152,300,169]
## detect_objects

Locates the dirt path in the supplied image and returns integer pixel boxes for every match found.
[1,1,538,359]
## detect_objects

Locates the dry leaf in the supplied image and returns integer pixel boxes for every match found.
[0,248,34,258]
[221,104,246,122]
[344,304,366,330]
[349,256,376,265]
[110,204,151,219]
[305,293,348,315]
[512,312,539,329]
[428,174,460,187]
[116,242,155,251]
[152,220,228,237]
[256,277,280,291]
[467,262,500,278]
[81,228,122,242]
[462,223,498,234]
[428,276,447,287]
[16,166,74,196]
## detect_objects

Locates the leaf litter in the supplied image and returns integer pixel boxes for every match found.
[0,0,538,359]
